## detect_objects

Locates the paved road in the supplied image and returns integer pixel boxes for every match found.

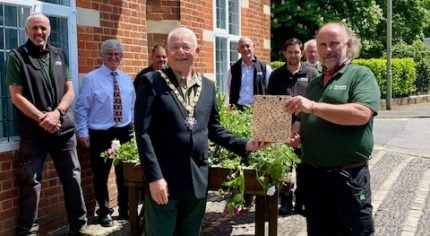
[50,103,430,236]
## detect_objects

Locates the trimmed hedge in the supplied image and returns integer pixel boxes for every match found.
[353,58,416,98]
[270,59,416,98]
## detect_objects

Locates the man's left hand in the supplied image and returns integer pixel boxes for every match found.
[39,110,61,133]
[245,140,271,152]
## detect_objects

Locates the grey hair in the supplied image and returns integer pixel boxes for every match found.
[303,39,316,51]
[100,39,124,54]
[167,27,198,46]
[317,22,361,60]
[26,13,50,28]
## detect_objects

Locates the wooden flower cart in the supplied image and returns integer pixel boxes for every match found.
[123,163,279,236]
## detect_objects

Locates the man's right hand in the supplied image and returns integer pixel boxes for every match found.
[78,137,90,148]
[149,178,169,205]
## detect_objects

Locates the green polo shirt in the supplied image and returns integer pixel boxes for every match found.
[300,64,381,167]
[7,51,72,86]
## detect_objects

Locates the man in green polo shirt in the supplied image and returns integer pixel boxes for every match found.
[285,22,380,235]
[7,13,87,236]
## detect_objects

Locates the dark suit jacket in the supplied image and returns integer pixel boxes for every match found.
[135,68,248,199]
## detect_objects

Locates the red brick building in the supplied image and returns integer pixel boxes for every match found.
[0,0,271,234]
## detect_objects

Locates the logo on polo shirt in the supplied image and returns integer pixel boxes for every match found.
[332,85,347,90]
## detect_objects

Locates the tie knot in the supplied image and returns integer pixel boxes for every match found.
[111,71,118,77]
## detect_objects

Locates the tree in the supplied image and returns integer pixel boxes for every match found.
[271,0,430,60]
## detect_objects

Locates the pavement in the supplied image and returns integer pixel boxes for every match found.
[50,102,430,236]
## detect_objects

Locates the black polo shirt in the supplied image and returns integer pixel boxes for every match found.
[267,63,318,96]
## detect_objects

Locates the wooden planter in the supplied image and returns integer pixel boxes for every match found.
[208,166,266,194]
[122,162,279,236]
[122,162,143,183]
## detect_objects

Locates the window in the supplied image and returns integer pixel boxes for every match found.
[214,0,240,94]
[0,0,77,151]
[0,4,30,144]
[39,0,70,7]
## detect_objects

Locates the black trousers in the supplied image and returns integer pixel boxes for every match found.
[89,125,132,216]
[16,133,87,235]
[302,163,375,236]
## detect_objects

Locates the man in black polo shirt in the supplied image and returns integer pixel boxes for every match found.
[134,44,167,89]
[268,38,317,215]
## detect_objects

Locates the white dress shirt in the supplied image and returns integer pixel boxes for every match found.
[75,64,136,138]
[227,61,272,105]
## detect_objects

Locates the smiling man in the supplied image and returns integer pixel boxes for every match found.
[75,39,135,227]
[285,22,380,235]
[134,44,168,89]
[7,13,87,235]
[134,27,268,236]
[228,36,272,109]
[267,38,317,216]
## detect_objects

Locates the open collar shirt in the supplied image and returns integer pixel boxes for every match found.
[227,60,272,105]
[75,64,136,138]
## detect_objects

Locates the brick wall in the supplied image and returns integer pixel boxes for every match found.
[241,0,271,63]
[76,0,148,77]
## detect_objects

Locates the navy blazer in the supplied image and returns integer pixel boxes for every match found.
[135,68,248,199]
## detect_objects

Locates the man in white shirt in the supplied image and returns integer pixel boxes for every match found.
[75,39,136,227]
[228,37,272,109]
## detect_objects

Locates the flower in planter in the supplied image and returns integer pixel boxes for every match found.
[100,134,140,166]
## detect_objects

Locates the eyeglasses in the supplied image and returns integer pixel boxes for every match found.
[104,52,122,57]
[168,44,195,53]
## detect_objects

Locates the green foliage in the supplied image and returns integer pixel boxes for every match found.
[100,133,140,166]
[209,93,300,216]
[353,58,416,98]
[271,0,384,60]
[269,61,285,70]
[383,40,430,93]
[271,0,430,59]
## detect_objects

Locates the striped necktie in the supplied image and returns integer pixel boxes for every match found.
[111,71,123,123]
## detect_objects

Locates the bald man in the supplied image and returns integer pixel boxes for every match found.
[285,22,380,235]
[7,13,87,235]
[134,44,167,89]
[228,37,272,109]
[134,27,267,236]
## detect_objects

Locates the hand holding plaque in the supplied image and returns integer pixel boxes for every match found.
[252,95,292,143]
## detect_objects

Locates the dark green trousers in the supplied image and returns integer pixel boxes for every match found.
[145,192,207,236]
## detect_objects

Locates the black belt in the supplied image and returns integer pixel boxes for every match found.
[312,162,366,173]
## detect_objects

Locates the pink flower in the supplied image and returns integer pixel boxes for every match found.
[107,148,115,155]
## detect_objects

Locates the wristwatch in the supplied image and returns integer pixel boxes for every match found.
[56,107,66,116]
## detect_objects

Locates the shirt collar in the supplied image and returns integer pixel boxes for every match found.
[172,69,202,88]
[100,64,120,76]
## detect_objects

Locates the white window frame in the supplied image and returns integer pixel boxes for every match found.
[0,0,77,152]
[213,0,241,95]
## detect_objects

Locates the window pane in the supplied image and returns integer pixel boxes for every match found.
[230,41,239,65]
[0,28,3,50]
[216,37,228,94]
[0,52,5,139]
[5,5,17,27]
[228,0,240,35]
[18,7,30,28]
[216,0,226,29]
[48,16,69,60]
[18,30,26,45]
[0,5,4,26]
[5,29,17,49]
[39,0,70,7]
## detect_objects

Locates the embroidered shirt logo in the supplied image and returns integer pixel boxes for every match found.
[55,61,62,66]
[333,85,347,90]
